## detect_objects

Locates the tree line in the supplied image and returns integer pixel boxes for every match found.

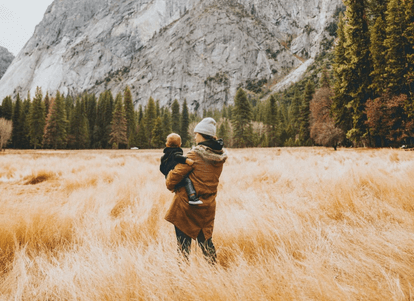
[332,0,414,147]
[0,80,325,150]
[0,86,200,150]
[0,64,401,151]
[1,0,412,150]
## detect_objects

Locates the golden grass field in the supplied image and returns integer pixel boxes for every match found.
[0,148,414,300]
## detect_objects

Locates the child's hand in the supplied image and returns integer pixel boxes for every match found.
[186,158,194,166]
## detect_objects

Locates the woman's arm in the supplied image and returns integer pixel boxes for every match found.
[166,153,195,191]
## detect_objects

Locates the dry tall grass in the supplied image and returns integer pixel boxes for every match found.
[0,148,413,300]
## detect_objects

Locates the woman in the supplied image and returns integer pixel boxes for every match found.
[165,117,227,263]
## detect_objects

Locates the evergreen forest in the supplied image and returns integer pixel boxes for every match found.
[0,0,413,150]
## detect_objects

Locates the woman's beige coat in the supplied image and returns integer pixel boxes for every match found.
[165,144,227,240]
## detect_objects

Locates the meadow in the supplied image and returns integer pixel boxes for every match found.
[0,148,413,300]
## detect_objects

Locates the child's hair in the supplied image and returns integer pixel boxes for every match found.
[166,133,182,147]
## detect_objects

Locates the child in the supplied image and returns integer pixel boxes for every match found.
[160,133,203,206]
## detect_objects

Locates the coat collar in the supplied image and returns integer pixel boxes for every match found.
[193,143,227,164]
[163,147,183,154]
[198,138,224,151]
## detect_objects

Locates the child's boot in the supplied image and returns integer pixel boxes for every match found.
[189,194,203,205]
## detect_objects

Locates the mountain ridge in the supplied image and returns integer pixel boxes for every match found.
[0,0,343,110]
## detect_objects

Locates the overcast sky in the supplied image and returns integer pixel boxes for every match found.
[0,1,54,56]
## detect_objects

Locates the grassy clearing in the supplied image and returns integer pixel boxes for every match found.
[0,148,413,300]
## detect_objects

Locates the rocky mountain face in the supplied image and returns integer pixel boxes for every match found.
[0,0,343,110]
[0,47,14,81]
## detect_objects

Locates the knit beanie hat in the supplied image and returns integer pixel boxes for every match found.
[194,117,217,137]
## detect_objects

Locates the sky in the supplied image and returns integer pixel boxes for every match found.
[0,1,54,56]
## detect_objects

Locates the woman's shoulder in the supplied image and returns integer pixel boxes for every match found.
[185,148,198,159]
[191,144,228,164]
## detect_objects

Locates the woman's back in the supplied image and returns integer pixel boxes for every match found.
[185,144,226,202]
[165,141,227,240]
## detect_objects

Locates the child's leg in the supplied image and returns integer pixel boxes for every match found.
[182,177,203,205]
[182,177,196,196]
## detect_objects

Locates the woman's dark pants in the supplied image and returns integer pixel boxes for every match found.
[174,226,217,264]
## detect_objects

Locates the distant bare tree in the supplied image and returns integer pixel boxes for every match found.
[310,88,345,150]
[0,118,13,151]
[365,94,414,147]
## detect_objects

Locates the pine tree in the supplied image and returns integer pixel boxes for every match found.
[94,90,114,148]
[222,104,227,119]
[218,122,226,141]
[320,67,331,89]
[43,91,68,149]
[129,125,140,148]
[332,13,353,134]
[21,93,32,149]
[2,96,13,120]
[343,0,372,145]
[213,108,222,122]
[368,0,389,26]
[65,94,74,122]
[12,93,23,148]
[44,92,50,119]
[162,108,172,138]
[136,118,148,149]
[94,92,106,148]
[232,88,253,147]
[369,13,388,96]
[68,97,89,149]
[227,104,233,120]
[289,89,301,136]
[156,99,161,117]
[85,93,97,148]
[278,103,289,145]
[109,92,128,149]
[181,99,190,146]
[29,87,46,149]
[171,99,181,135]
[218,119,230,144]
[299,80,315,144]
[267,95,279,147]
[404,0,414,95]
[138,104,144,124]
[124,86,136,146]
[80,95,92,148]
[145,97,157,147]
[384,0,408,95]
[104,90,114,148]
[152,117,164,148]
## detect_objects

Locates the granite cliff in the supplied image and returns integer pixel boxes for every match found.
[0,0,343,110]
[0,47,14,80]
